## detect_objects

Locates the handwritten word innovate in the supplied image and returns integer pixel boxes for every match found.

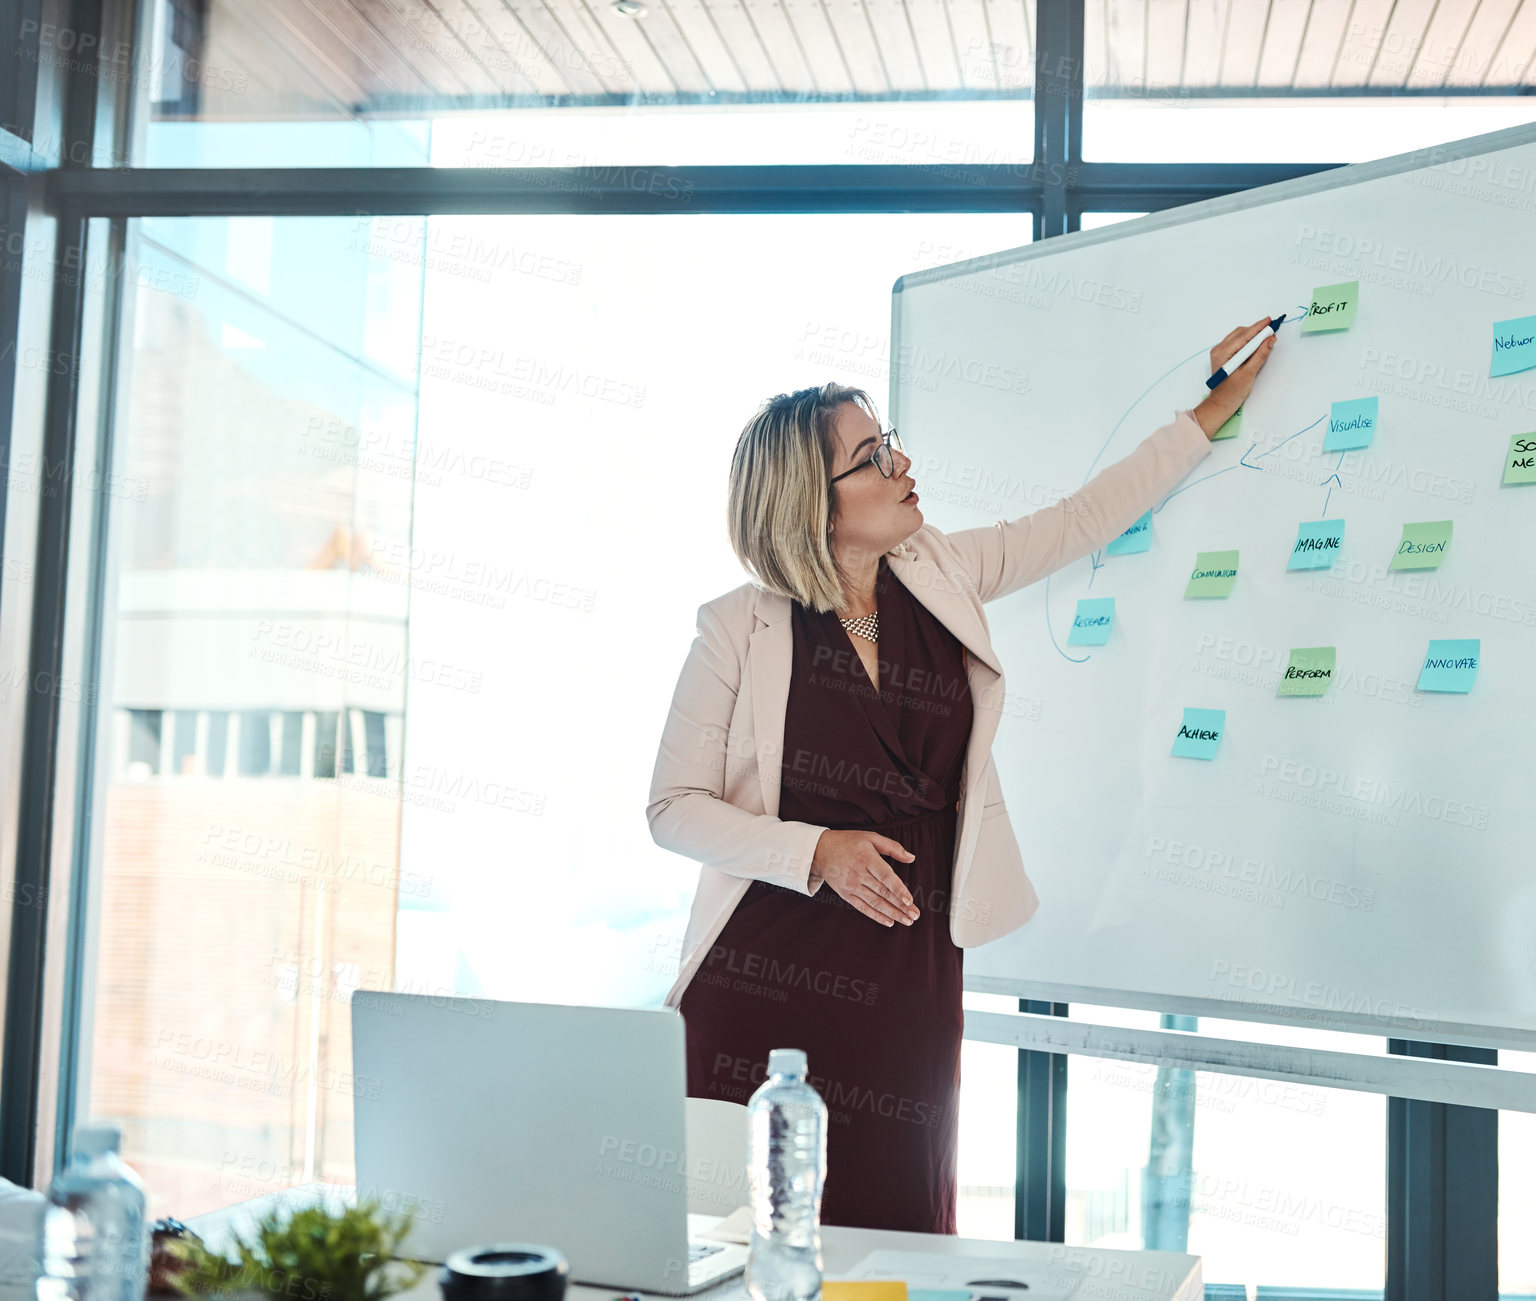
[1423,653,1477,671]
[1417,638,1480,693]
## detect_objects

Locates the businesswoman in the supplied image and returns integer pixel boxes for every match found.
[646,319,1275,1233]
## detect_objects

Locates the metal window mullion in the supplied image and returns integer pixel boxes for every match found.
[1033,0,1083,240]
[0,205,88,1187]
[1014,997,1067,1241]
[1386,1038,1498,1301]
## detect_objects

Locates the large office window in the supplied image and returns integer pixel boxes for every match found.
[70,207,1034,1219]
[9,3,1534,1293]
[73,215,422,1214]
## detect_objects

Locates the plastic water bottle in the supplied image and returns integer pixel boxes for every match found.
[36,1124,149,1301]
[744,1048,827,1301]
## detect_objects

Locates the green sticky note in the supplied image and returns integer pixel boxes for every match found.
[1278,646,1336,697]
[1417,639,1480,693]
[1185,549,1239,598]
[1067,597,1115,646]
[1302,281,1359,333]
[1214,404,1243,441]
[1503,431,1536,485]
[1389,520,1453,571]
[1172,707,1225,759]
[1491,314,1536,377]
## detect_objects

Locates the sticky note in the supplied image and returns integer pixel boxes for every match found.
[1491,314,1536,377]
[1172,707,1225,759]
[1106,511,1152,555]
[1067,597,1115,646]
[1324,396,1378,451]
[1417,639,1480,693]
[1185,549,1239,598]
[822,1284,907,1301]
[1301,281,1359,333]
[1278,646,1336,697]
[1389,520,1452,571]
[1214,405,1243,441]
[1288,518,1344,571]
[1504,431,1536,485]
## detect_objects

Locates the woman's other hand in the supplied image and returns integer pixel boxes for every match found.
[1192,316,1278,439]
[811,829,921,927]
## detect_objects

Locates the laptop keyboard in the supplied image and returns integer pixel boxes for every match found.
[688,1243,724,1263]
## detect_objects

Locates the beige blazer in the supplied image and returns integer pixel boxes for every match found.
[647,408,1213,1010]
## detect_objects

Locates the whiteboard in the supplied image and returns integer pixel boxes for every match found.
[890,122,1536,1049]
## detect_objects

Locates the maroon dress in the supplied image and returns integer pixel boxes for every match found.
[678,554,974,1233]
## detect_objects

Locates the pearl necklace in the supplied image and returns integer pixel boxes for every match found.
[838,612,879,643]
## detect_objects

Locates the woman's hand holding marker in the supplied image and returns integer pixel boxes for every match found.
[1193,315,1279,439]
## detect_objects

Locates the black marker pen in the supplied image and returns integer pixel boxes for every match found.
[1206,314,1285,390]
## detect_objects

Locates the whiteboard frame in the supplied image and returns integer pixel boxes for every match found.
[891,119,1536,1053]
[961,1010,1536,1113]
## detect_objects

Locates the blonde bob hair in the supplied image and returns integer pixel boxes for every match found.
[727,381,910,614]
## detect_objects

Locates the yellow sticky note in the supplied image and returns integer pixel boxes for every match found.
[822,1283,908,1301]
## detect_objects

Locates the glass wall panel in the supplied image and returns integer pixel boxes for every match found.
[75,215,423,1215]
[74,210,1033,1217]
[1500,1048,1536,1296]
[1064,1003,1387,1292]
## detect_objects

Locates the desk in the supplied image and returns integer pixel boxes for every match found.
[186,1185,1201,1301]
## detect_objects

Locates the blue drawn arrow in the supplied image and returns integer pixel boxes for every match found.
[1244,412,1327,466]
[1319,450,1345,515]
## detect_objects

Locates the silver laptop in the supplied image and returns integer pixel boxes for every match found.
[350,990,750,1294]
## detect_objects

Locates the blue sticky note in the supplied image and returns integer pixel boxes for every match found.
[1324,396,1378,451]
[1067,597,1115,646]
[1417,639,1480,693]
[1288,518,1345,571]
[1492,314,1536,377]
[1106,511,1152,555]
[1171,707,1225,760]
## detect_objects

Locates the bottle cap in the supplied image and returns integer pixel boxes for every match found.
[767,1048,806,1078]
[73,1124,121,1157]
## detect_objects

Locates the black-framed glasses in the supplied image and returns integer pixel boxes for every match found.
[830,427,903,484]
